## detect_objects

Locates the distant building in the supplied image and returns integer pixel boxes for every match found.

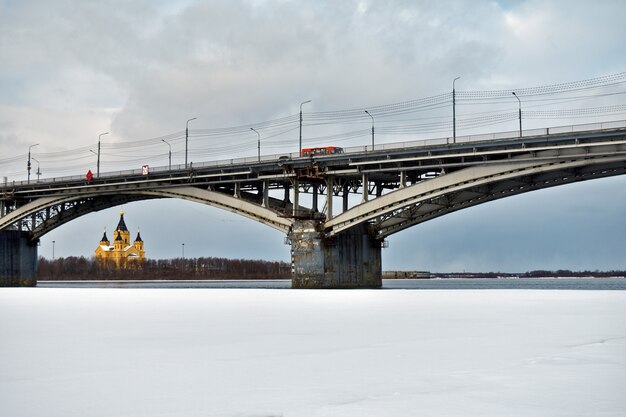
[382,271,432,279]
[94,211,145,267]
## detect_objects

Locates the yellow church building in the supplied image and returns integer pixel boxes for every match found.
[94,211,145,267]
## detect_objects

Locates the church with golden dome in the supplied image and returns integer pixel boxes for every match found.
[94,211,145,267]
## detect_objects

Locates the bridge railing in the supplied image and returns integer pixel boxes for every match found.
[349,119,626,153]
[2,119,626,189]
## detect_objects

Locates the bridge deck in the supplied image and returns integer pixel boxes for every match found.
[1,120,626,241]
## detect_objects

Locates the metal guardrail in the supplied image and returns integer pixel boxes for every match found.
[2,119,626,189]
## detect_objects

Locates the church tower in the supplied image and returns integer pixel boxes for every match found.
[99,229,109,246]
[115,210,131,247]
[95,210,146,267]
[133,229,144,253]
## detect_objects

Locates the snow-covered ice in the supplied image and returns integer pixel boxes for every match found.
[1,288,625,417]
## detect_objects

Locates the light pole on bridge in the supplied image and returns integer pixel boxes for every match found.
[299,100,311,155]
[52,240,55,260]
[250,127,261,162]
[364,110,375,151]
[97,132,109,178]
[182,243,185,259]
[452,76,460,144]
[31,157,41,182]
[512,91,522,138]
[27,143,39,184]
[185,117,197,169]
[162,139,172,170]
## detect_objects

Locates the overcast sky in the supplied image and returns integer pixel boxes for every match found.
[1,0,625,272]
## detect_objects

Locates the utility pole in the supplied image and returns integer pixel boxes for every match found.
[31,157,41,181]
[251,127,261,162]
[27,143,39,184]
[299,100,311,155]
[365,110,374,151]
[162,139,171,170]
[453,77,460,143]
[512,92,522,138]
[185,117,197,168]
[97,132,109,178]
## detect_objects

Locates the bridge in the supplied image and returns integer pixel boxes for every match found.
[2,120,626,288]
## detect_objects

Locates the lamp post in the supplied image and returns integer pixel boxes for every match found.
[97,132,109,178]
[299,100,311,155]
[185,117,197,168]
[364,110,375,151]
[512,92,522,138]
[27,143,39,184]
[31,157,41,181]
[182,243,185,259]
[453,76,460,143]
[251,127,261,162]
[52,240,55,260]
[161,139,172,170]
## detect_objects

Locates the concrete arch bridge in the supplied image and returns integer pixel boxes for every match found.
[2,121,626,287]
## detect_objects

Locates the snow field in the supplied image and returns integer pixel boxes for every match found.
[1,288,625,417]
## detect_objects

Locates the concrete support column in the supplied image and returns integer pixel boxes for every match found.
[361,173,369,203]
[312,184,318,212]
[233,182,241,198]
[0,230,38,287]
[376,182,383,197]
[400,171,407,188]
[283,184,290,204]
[292,179,299,217]
[262,179,269,208]
[289,220,382,289]
[326,176,334,221]
[342,184,349,213]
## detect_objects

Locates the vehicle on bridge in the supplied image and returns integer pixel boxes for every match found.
[301,146,344,157]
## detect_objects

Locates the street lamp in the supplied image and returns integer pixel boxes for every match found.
[27,143,39,184]
[299,100,311,155]
[364,110,375,151]
[52,240,55,260]
[512,92,522,138]
[251,127,261,162]
[453,77,460,143]
[182,243,185,259]
[31,157,41,181]
[97,132,109,178]
[185,117,197,168]
[161,139,172,170]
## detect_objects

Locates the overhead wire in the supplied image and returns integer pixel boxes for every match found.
[2,72,626,178]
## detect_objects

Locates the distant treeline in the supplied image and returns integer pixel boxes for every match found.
[37,257,625,280]
[522,270,626,278]
[435,270,626,278]
[37,256,291,280]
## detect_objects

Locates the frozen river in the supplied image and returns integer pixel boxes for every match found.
[1,288,625,417]
[38,276,626,290]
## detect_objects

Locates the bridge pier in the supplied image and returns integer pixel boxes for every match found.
[0,231,38,287]
[290,220,382,289]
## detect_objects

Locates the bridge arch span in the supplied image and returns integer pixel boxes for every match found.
[326,153,626,239]
[0,186,292,242]
[136,187,293,234]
